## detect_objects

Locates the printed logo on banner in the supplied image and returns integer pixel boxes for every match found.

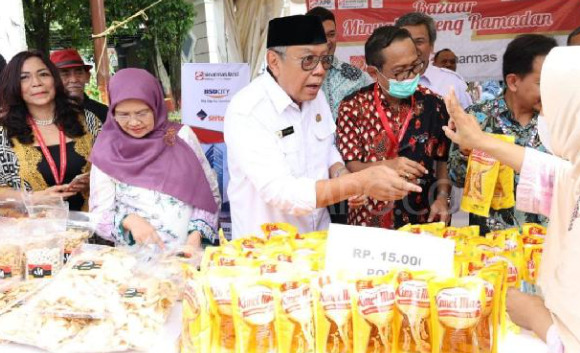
[338,0,367,10]
[204,89,230,99]
[195,71,205,80]
[194,71,240,82]
[309,0,335,9]
[197,109,208,121]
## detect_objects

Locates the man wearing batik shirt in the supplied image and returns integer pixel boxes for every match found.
[337,26,451,229]
[448,34,556,234]
[306,6,373,120]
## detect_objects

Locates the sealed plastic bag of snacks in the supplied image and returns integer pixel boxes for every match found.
[231,277,277,353]
[0,197,28,218]
[314,273,354,353]
[0,227,24,280]
[22,233,64,280]
[0,278,49,315]
[352,273,397,353]
[181,275,211,353]
[394,270,435,353]
[206,266,255,353]
[461,142,501,217]
[429,276,486,353]
[274,275,315,353]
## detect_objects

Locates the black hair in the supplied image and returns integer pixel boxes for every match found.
[0,50,85,144]
[502,34,557,82]
[568,26,580,45]
[433,48,455,61]
[0,54,6,75]
[305,6,335,24]
[365,26,413,69]
[395,12,437,45]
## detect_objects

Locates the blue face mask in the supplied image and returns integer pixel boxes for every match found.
[376,70,420,99]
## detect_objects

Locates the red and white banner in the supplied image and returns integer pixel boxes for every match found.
[307,0,580,81]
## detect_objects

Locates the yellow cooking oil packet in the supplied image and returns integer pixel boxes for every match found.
[476,263,506,353]
[314,273,354,353]
[522,223,546,237]
[486,228,521,252]
[231,277,278,353]
[394,270,435,353]
[484,251,523,289]
[429,276,486,353]
[467,237,504,259]
[273,275,315,353]
[181,276,211,353]
[205,266,255,353]
[291,231,328,250]
[522,244,543,294]
[398,224,422,234]
[490,135,516,210]
[352,273,397,353]
[262,223,298,240]
[461,143,501,217]
[443,225,480,239]
[420,222,447,237]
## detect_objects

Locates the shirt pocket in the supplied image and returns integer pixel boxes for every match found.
[312,118,337,167]
[279,133,304,177]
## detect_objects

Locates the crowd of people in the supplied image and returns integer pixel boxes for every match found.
[1,8,580,352]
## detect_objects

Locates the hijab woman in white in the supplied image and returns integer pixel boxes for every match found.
[442,46,580,352]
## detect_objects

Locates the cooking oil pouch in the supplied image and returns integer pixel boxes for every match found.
[429,276,486,353]
[274,274,315,353]
[314,273,354,353]
[290,231,327,250]
[231,277,277,353]
[485,228,521,252]
[181,276,211,353]
[522,223,546,237]
[476,263,505,353]
[484,251,523,289]
[205,266,255,353]
[522,245,543,294]
[398,224,422,234]
[489,135,516,210]
[419,223,446,237]
[262,223,298,240]
[443,226,479,239]
[461,140,501,217]
[352,273,397,353]
[394,270,435,353]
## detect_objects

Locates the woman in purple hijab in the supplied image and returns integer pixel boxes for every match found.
[89,68,220,248]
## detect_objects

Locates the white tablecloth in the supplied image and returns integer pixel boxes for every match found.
[0,303,182,353]
[0,305,548,353]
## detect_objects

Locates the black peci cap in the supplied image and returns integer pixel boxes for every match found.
[267,15,327,48]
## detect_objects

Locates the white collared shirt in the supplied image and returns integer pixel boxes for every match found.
[224,73,343,239]
[420,64,473,109]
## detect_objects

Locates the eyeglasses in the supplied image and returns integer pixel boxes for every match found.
[273,50,334,71]
[391,61,425,81]
[114,109,153,123]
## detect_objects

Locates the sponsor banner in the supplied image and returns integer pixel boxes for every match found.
[182,64,250,241]
[307,0,579,81]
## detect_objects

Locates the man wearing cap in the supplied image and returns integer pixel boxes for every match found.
[224,15,421,238]
[50,49,108,123]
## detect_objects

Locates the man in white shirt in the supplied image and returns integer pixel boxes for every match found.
[396,13,472,109]
[225,15,421,238]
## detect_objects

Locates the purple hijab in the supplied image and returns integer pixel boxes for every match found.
[91,68,218,213]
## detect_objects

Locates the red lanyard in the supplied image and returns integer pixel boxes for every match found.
[28,117,67,185]
[373,83,415,150]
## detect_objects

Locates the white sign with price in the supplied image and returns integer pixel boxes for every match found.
[325,224,455,276]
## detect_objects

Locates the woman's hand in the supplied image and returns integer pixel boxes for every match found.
[506,288,553,341]
[36,185,76,199]
[443,88,488,151]
[66,173,90,193]
[186,230,202,248]
[122,214,165,249]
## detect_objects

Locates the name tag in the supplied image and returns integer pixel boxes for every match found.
[276,126,294,138]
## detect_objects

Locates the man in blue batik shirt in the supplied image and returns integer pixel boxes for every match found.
[306,7,373,121]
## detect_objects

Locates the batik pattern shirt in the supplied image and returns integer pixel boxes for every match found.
[447,96,548,234]
[322,57,373,120]
[337,83,451,229]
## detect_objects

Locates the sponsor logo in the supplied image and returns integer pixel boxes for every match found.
[197,109,208,121]
[194,71,240,81]
[204,88,230,99]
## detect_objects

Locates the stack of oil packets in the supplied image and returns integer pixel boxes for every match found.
[179,221,530,353]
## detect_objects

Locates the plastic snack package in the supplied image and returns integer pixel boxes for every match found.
[0,227,24,280]
[205,266,255,353]
[461,142,501,217]
[0,278,50,316]
[314,273,354,353]
[490,135,516,210]
[231,276,277,353]
[352,273,397,353]
[22,232,65,281]
[274,274,315,353]
[181,276,211,353]
[394,270,435,353]
[429,276,485,353]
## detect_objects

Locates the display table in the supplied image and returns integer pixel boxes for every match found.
[0,304,182,353]
[0,302,548,353]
